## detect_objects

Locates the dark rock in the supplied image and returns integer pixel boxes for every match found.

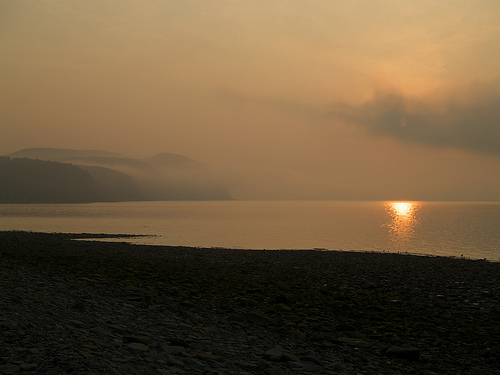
[336,323,355,331]
[264,366,286,375]
[385,346,420,361]
[70,301,85,312]
[244,311,275,326]
[227,313,246,322]
[89,326,111,336]
[109,324,126,334]
[0,364,20,374]
[264,347,283,361]
[331,362,346,372]
[162,345,187,356]
[19,363,37,371]
[128,342,149,352]
[169,337,189,347]
[123,334,151,345]
[334,337,372,348]
[300,356,323,366]
[165,354,184,367]
[183,357,205,370]
[67,319,85,327]
[197,352,224,362]
[272,294,292,304]
[286,361,318,371]
[299,361,318,372]
[180,301,196,308]
[281,351,300,362]
[286,361,303,369]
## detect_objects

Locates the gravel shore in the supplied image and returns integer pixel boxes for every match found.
[1,231,499,374]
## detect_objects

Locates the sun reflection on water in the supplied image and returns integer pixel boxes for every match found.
[385,201,421,247]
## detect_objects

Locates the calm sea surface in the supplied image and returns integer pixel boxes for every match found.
[1,201,499,261]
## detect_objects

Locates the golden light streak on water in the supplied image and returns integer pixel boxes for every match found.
[385,202,421,247]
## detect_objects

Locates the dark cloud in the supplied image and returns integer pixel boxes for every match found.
[333,83,500,155]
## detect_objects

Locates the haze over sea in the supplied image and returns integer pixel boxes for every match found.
[1,200,499,261]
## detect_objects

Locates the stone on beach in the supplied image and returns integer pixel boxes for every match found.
[127,342,150,352]
[244,311,276,326]
[385,346,421,361]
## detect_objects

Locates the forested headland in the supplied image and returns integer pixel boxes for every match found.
[0,148,231,203]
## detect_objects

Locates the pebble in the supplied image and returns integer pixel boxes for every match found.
[264,347,283,361]
[128,342,149,352]
[244,311,276,326]
[385,346,421,361]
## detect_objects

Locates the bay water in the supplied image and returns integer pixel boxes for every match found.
[0,200,499,261]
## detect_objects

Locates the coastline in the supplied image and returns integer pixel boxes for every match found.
[1,231,499,374]
[2,200,499,262]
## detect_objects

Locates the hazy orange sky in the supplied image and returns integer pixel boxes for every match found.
[1,1,500,200]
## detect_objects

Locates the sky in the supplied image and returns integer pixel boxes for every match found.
[1,0,500,200]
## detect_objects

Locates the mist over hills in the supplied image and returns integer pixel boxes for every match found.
[1,148,231,203]
[7,148,125,160]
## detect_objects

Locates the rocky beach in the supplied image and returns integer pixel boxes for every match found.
[0,231,499,374]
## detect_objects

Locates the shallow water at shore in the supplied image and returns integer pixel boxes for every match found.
[1,200,499,260]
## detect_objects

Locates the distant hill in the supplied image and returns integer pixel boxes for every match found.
[57,156,156,174]
[2,148,232,202]
[80,165,143,202]
[0,157,102,203]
